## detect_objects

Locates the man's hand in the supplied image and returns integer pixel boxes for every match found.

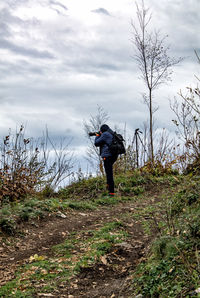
[96,131,102,136]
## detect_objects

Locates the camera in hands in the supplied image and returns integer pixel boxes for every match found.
[88,132,100,137]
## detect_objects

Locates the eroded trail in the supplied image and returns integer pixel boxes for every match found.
[0,186,172,297]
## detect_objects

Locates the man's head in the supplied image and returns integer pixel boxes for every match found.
[100,124,109,133]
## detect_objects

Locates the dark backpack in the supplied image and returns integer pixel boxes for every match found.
[109,132,126,156]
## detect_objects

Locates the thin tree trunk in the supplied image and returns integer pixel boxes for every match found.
[149,88,154,163]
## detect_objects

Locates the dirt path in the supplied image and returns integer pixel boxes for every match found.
[0,188,169,297]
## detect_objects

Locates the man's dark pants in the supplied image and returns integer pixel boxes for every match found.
[103,155,118,194]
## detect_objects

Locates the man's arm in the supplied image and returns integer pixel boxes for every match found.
[95,133,106,147]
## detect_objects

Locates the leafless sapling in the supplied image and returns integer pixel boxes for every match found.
[131,0,182,163]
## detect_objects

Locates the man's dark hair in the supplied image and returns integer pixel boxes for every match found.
[100,124,109,132]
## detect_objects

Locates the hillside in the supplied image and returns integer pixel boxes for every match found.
[0,172,199,297]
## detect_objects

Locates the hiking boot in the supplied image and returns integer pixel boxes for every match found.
[109,193,115,197]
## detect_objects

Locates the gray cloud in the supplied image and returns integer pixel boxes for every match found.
[145,0,200,57]
[0,38,54,59]
[0,8,24,24]
[0,8,24,39]
[0,59,44,79]
[0,22,10,38]
[1,0,27,10]
[46,16,134,76]
[0,0,199,171]
[49,0,68,11]
[91,8,111,16]
[49,0,68,15]
[0,7,53,59]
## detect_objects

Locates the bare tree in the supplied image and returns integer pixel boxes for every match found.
[83,105,109,174]
[131,0,182,163]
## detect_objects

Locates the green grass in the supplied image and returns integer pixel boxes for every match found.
[0,196,137,237]
[66,201,96,210]
[0,171,182,236]
[132,176,200,297]
[0,221,128,297]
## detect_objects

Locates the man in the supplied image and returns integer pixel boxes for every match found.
[94,124,118,196]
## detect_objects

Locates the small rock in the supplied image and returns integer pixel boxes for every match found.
[115,242,132,250]
[79,213,87,216]
[135,295,143,298]
[38,294,54,297]
[57,211,67,218]
[195,288,200,293]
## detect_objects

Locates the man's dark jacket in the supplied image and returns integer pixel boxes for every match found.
[95,129,113,158]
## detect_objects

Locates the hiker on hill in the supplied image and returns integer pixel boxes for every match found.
[94,124,118,197]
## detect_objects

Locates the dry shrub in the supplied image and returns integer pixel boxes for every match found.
[140,159,178,176]
[0,126,44,202]
[0,125,73,204]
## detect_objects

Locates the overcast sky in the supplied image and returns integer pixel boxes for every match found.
[0,0,199,170]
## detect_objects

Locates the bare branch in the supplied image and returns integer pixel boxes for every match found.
[131,1,182,162]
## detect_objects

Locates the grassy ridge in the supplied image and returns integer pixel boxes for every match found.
[0,171,158,234]
[0,171,199,296]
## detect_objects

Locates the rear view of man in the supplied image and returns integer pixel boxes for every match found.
[94,124,118,196]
